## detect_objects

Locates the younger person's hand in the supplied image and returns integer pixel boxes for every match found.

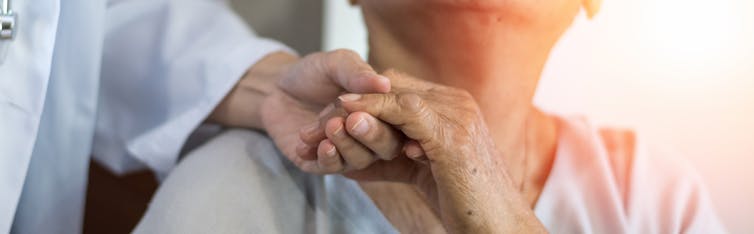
[298,105,425,174]
[303,70,546,233]
[260,49,391,174]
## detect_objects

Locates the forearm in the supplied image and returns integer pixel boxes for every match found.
[359,182,446,234]
[445,171,548,234]
[208,51,298,129]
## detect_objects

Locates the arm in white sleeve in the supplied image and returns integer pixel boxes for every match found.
[93,0,293,177]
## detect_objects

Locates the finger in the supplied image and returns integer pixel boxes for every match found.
[289,151,322,175]
[325,116,377,171]
[380,69,436,93]
[299,121,325,145]
[403,140,428,165]
[300,104,348,145]
[344,112,404,160]
[280,50,390,104]
[317,139,345,173]
[324,49,391,94]
[296,142,318,161]
[338,93,436,144]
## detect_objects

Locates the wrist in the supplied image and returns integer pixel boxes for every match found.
[208,51,299,129]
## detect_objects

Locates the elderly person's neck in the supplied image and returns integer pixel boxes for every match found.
[364,6,562,204]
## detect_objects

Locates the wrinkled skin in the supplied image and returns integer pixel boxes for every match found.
[302,70,545,233]
[260,49,391,173]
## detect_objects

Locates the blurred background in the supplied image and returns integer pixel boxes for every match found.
[85,0,754,233]
[235,0,754,232]
[319,0,754,233]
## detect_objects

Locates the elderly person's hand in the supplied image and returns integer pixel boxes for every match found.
[305,70,546,233]
[254,50,391,173]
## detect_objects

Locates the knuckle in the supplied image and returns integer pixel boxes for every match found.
[460,97,477,109]
[305,51,327,61]
[455,88,473,99]
[443,86,472,98]
[396,93,425,114]
[376,94,395,115]
[446,89,480,122]
[323,50,356,72]
[329,49,359,60]
[457,106,478,124]
[450,87,475,101]
[323,53,339,73]
[382,69,401,78]
[307,52,331,70]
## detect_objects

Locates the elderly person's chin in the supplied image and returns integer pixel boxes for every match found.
[352,0,592,88]
[352,0,584,26]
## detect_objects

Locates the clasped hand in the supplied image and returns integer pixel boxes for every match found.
[292,70,546,233]
[258,51,544,233]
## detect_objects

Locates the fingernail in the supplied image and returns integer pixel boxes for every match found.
[350,117,369,136]
[332,124,344,136]
[338,93,361,102]
[326,146,337,157]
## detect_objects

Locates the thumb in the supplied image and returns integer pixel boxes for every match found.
[280,50,390,104]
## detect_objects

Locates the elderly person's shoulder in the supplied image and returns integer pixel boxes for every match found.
[536,115,726,233]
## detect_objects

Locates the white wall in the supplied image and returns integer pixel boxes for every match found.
[323,0,754,233]
[323,0,368,58]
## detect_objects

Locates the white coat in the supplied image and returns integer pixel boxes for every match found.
[0,0,289,233]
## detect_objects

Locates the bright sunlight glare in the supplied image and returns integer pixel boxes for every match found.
[640,0,744,64]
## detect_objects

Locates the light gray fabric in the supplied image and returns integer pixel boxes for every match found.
[137,118,725,233]
[134,129,396,234]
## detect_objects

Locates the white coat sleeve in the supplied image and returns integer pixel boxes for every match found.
[92,0,293,177]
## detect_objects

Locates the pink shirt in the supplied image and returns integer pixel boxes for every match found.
[535,116,726,233]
